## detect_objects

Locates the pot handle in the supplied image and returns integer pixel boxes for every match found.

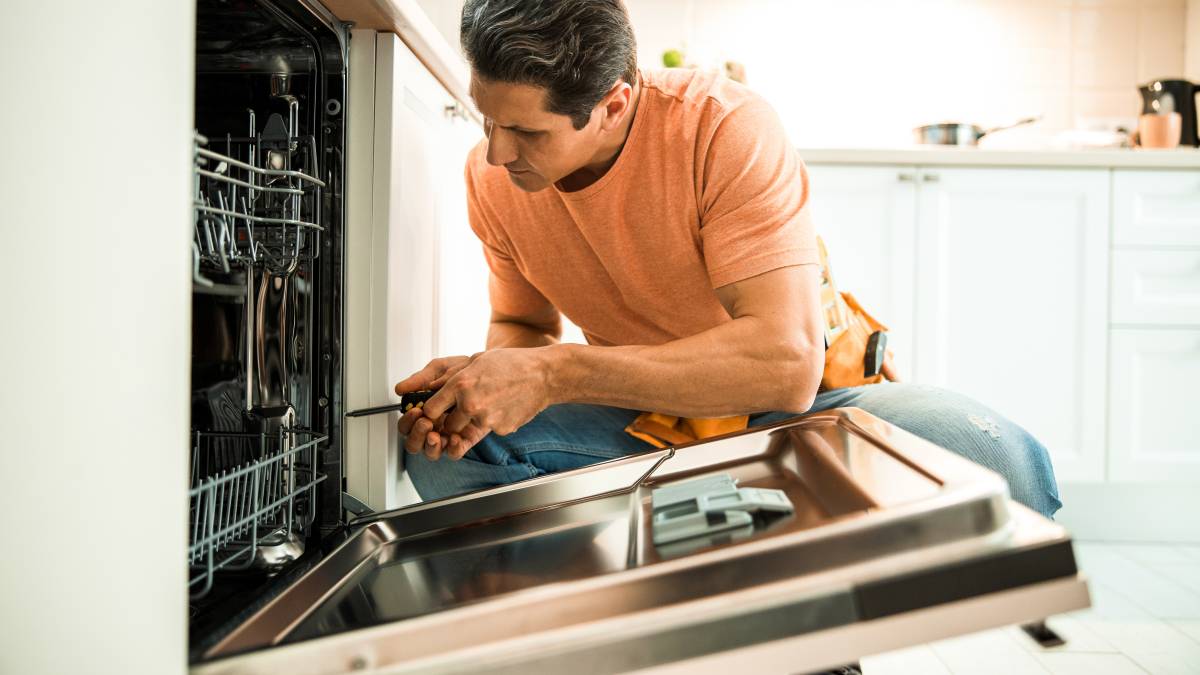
[980,115,1042,137]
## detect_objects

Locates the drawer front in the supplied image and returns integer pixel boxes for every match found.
[1113,170,1200,246]
[1112,250,1200,325]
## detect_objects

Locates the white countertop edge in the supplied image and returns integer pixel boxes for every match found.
[363,0,482,126]
[796,146,1200,169]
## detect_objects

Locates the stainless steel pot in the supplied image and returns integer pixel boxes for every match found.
[913,116,1041,146]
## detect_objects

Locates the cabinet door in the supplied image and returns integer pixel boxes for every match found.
[806,164,918,379]
[1109,329,1200,482]
[914,168,1109,482]
[345,32,461,510]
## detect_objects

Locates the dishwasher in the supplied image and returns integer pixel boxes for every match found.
[187,1,1089,672]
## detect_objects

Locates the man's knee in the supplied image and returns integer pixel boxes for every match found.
[994,424,1062,518]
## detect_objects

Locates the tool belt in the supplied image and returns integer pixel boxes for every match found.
[816,236,890,391]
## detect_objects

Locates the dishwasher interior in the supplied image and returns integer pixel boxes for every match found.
[188,0,347,658]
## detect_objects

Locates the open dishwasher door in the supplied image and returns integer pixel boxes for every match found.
[192,407,1089,674]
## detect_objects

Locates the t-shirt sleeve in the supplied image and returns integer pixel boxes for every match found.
[464,156,555,317]
[697,95,819,289]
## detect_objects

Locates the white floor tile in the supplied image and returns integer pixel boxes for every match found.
[861,645,952,675]
[1008,615,1118,654]
[1108,544,1197,565]
[1072,590,1200,674]
[1033,652,1148,675]
[1149,563,1200,595]
[1073,545,1200,619]
[929,628,1049,674]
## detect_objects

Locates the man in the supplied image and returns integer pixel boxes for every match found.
[395,0,1060,519]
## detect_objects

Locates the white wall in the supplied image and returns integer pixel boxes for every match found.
[418,0,1193,146]
[627,0,1190,147]
[1188,0,1200,80]
[417,0,465,52]
[0,2,193,674]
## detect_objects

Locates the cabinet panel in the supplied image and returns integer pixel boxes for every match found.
[914,168,1109,482]
[345,32,458,509]
[436,117,488,357]
[806,164,917,379]
[1113,170,1200,246]
[1112,249,1200,325]
[1109,329,1200,482]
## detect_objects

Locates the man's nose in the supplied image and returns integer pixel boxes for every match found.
[485,126,518,167]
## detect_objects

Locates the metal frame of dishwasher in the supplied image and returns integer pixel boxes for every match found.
[189,0,347,657]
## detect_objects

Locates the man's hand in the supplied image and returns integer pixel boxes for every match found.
[394,355,471,459]
[394,348,555,461]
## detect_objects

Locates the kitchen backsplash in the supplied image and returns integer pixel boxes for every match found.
[418,0,1197,147]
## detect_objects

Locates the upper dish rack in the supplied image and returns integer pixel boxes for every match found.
[193,107,326,280]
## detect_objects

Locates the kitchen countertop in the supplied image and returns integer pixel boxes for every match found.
[796,146,1200,169]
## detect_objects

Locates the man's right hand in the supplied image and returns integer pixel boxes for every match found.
[395,355,473,459]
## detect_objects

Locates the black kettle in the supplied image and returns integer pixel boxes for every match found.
[1139,79,1199,147]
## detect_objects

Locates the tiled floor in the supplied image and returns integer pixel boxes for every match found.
[861,542,1200,675]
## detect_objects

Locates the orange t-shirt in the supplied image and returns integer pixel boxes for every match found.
[464,68,818,348]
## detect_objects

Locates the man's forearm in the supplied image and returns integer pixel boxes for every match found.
[487,320,559,350]
[545,316,822,418]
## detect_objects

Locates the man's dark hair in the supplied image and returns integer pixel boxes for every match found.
[460,0,638,130]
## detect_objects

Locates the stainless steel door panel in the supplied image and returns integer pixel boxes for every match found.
[193,408,1088,673]
[638,576,1089,675]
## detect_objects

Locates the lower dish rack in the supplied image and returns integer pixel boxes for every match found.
[189,428,327,597]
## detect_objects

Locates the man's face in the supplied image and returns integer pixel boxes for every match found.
[469,75,602,192]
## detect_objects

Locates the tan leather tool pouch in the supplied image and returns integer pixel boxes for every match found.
[818,237,893,390]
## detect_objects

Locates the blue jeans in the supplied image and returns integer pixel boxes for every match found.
[405,383,1062,518]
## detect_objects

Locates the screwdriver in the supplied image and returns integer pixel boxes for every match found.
[345,390,439,418]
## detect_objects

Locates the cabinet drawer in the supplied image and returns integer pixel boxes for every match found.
[1113,170,1200,246]
[1112,250,1200,325]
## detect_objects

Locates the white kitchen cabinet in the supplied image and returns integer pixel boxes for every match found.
[1108,169,1200,486]
[913,168,1109,482]
[804,161,1200,539]
[806,164,917,379]
[807,164,1111,483]
[1109,329,1200,482]
[2,2,192,673]
[345,31,480,510]
[1113,169,1200,246]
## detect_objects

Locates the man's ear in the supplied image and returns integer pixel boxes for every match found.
[597,80,633,132]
